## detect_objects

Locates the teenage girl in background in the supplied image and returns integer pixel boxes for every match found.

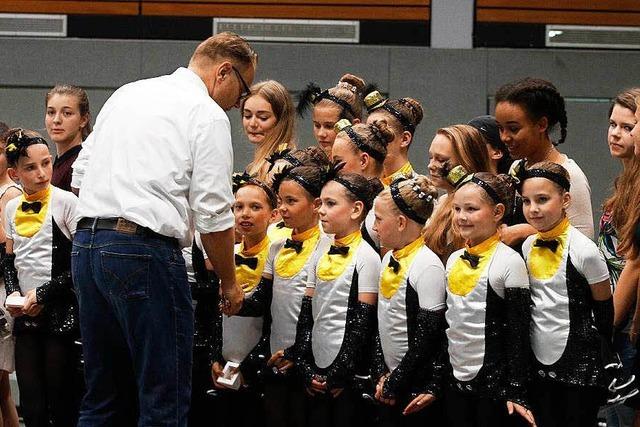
[44,85,91,192]
[364,91,424,186]
[242,80,296,182]
[445,172,533,427]
[423,124,492,262]
[599,88,640,427]
[521,162,611,427]
[372,175,446,426]
[494,77,594,245]
[210,174,278,426]
[298,169,382,427]
[3,129,81,427]
[298,74,366,157]
[234,165,331,427]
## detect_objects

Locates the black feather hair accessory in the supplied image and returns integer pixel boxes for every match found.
[296,82,323,118]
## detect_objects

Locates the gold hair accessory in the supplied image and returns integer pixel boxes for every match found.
[6,143,16,152]
[446,165,470,187]
[334,119,352,134]
[364,91,387,111]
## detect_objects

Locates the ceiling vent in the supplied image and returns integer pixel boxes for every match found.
[213,18,359,43]
[0,13,66,37]
[546,25,640,49]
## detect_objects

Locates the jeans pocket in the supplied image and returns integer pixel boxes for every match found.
[100,251,151,301]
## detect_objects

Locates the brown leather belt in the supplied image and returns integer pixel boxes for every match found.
[77,217,176,243]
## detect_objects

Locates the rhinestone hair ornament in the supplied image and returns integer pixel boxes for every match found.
[334,119,385,162]
[389,177,432,224]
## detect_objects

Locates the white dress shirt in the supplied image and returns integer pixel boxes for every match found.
[72,67,235,247]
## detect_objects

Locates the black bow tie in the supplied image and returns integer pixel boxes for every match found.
[387,256,400,274]
[276,221,286,229]
[328,245,349,256]
[460,251,481,269]
[284,239,304,253]
[534,238,559,252]
[21,201,42,214]
[235,253,258,270]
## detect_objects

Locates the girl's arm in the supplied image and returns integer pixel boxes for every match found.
[613,257,640,328]
[235,274,273,317]
[2,239,20,297]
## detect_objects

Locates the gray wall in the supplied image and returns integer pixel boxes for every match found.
[1,37,639,229]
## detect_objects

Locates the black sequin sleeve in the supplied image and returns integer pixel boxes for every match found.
[371,330,388,381]
[592,296,614,344]
[504,287,532,408]
[236,277,273,317]
[286,295,316,385]
[326,301,377,390]
[209,310,225,366]
[35,270,72,305]
[382,308,446,399]
[2,253,21,296]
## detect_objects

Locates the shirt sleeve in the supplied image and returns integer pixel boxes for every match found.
[189,116,235,234]
[3,202,14,241]
[565,160,594,239]
[357,246,382,293]
[572,233,610,284]
[501,250,530,289]
[262,241,279,277]
[70,131,95,190]
[63,192,81,237]
[409,262,447,311]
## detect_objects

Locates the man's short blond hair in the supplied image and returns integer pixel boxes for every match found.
[190,32,257,70]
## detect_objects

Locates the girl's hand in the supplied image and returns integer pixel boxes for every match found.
[375,375,395,406]
[507,401,536,427]
[211,362,226,389]
[309,377,327,395]
[22,290,42,317]
[403,393,435,415]
[267,350,284,368]
[5,292,23,318]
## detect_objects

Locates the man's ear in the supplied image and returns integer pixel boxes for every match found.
[215,61,233,83]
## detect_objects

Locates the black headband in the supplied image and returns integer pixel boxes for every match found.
[266,149,304,173]
[332,176,374,211]
[288,173,322,198]
[232,172,278,208]
[316,90,356,119]
[390,180,428,224]
[522,168,571,192]
[343,126,385,162]
[382,104,415,133]
[467,176,502,206]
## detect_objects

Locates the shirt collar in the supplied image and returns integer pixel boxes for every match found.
[55,144,82,164]
[173,67,210,98]
[538,217,570,240]
[466,232,500,256]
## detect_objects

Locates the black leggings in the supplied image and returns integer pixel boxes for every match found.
[15,331,79,427]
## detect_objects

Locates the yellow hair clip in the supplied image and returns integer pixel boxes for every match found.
[6,143,16,152]
[334,119,352,134]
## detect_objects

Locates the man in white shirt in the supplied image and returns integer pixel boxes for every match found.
[70,32,255,426]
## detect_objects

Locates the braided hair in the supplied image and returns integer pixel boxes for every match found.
[495,77,568,145]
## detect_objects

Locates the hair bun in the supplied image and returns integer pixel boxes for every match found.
[338,74,366,94]
[398,98,424,126]
[369,119,395,146]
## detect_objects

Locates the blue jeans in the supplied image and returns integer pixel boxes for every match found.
[72,228,194,427]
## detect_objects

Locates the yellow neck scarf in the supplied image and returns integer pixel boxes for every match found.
[15,186,51,238]
[380,236,425,299]
[236,235,270,293]
[382,162,414,187]
[528,217,570,280]
[317,230,362,281]
[448,233,500,297]
[274,225,321,278]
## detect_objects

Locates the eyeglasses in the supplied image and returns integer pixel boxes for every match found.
[232,65,251,102]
